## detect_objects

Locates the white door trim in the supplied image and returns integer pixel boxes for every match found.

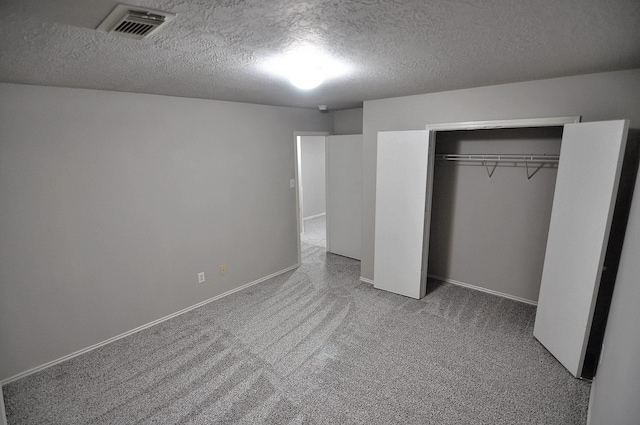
[425,116,581,132]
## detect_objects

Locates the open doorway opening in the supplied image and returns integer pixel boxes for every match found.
[294,132,364,265]
[294,132,330,264]
[298,134,328,247]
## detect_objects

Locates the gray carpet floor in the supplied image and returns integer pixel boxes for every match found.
[2,215,590,424]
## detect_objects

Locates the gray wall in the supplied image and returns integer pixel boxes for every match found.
[0,83,333,381]
[588,162,640,425]
[300,136,326,219]
[333,108,363,135]
[429,128,562,302]
[361,69,640,286]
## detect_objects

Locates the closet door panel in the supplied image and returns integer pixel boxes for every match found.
[534,120,629,377]
[374,130,433,299]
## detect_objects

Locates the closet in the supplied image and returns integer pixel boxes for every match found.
[428,127,563,303]
[373,117,630,378]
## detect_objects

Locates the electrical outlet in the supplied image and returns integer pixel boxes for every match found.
[198,272,205,283]
[219,265,226,275]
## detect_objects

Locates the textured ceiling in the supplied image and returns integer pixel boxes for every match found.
[1,0,639,110]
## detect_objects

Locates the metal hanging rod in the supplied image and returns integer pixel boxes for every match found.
[435,153,559,163]
[435,153,560,180]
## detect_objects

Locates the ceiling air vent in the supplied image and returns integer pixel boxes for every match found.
[97,4,176,40]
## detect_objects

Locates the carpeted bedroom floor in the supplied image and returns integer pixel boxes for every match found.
[2,215,590,424]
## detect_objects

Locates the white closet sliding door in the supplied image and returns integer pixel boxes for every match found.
[374,130,435,299]
[534,120,629,377]
[326,135,362,260]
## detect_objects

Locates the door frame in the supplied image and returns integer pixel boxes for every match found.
[425,116,581,132]
[294,131,330,266]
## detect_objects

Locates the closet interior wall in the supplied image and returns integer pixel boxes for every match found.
[427,127,563,303]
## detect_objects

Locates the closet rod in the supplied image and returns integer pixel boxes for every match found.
[435,153,559,164]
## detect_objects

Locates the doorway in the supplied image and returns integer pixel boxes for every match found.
[298,134,329,254]
[298,135,328,235]
[294,132,363,265]
[294,132,330,265]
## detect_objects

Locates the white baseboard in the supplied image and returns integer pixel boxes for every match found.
[0,264,300,386]
[360,274,536,305]
[428,274,537,305]
[303,212,326,221]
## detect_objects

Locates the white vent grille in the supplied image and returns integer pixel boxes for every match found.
[97,4,176,40]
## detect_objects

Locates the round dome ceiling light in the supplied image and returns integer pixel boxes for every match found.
[288,65,324,90]
[263,47,350,91]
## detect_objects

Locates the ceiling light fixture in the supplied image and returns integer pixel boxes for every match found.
[263,47,350,91]
[289,65,324,90]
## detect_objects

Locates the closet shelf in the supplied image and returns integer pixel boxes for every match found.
[435,153,559,163]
